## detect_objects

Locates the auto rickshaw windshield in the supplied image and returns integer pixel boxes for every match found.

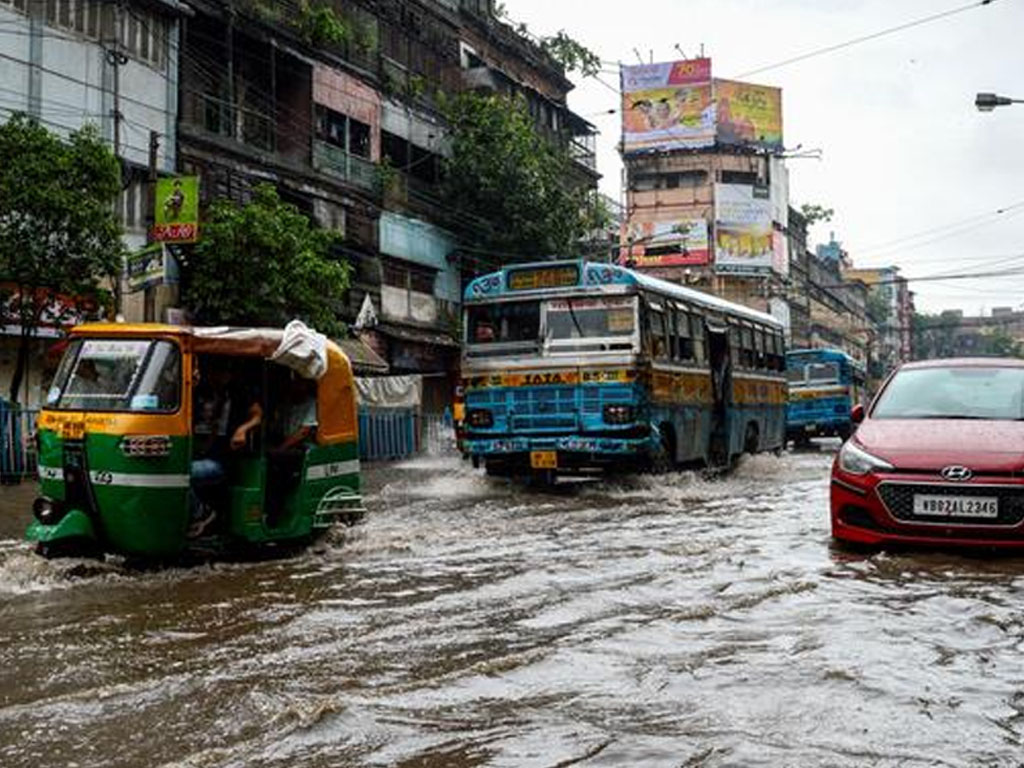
[47,338,182,413]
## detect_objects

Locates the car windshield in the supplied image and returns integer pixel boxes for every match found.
[872,366,1024,420]
[545,297,636,341]
[47,339,181,412]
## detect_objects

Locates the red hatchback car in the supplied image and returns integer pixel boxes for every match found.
[831,358,1024,549]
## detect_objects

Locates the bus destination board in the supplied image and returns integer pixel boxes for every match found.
[507,265,580,292]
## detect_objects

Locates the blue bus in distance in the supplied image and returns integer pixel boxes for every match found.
[785,348,866,444]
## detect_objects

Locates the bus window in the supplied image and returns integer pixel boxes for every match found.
[729,326,742,369]
[807,361,840,384]
[649,309,668,359]
[692,315,706,365]
[545,297,636,342]
[754,328,766,370]
[676,313,694,362]
[467,301,540,345]
[740,326,755,369]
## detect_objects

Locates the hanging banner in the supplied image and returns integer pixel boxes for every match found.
[619,218,710,267]
[125,243,180,293]
[621,58,716,154]
[152,176,200,243]
[714,184,773,275]
[713,79,783,150]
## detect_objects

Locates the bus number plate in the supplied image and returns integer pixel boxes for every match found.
[530,451,557,469]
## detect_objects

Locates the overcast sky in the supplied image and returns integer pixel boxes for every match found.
[508,0,1024,315]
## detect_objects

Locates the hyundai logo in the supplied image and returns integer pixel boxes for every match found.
[940,465,973,482]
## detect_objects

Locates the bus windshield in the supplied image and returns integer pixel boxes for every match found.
[467,301,540,348]
[545,297,636,342]
[806,362,840,384]
[47,339,181,412]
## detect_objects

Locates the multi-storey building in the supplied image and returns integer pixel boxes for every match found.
[0,0,599,409]
[0,0,185,403]
[843,265,914,375]
[618,60,791,332]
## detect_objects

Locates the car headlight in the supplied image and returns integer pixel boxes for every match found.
[467,408,493,428]
[838,441,893,475]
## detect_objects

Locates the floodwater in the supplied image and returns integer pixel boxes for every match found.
[2,444,1024,767]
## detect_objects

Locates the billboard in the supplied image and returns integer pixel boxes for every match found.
[714,183,773,274]
[713,79,783,150]
[152,176,199,243]
[620,218,709,267]
[621,58,715,154]
[125,243,180,293]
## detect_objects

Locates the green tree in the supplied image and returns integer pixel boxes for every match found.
[0,114,123,403]
[440,92,601,267]
[179,184,349,334]
[539,31,601,77]
[799,203,834,226]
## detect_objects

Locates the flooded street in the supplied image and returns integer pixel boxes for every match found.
[3,444,1024,767]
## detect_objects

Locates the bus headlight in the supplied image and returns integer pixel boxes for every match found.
[467,409,494,428]
[838,441,893,476]
[603,404,635,424]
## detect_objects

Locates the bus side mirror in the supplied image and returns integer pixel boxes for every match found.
[851,404,865,424]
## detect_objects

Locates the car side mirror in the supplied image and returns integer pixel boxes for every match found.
[851,404,865,424]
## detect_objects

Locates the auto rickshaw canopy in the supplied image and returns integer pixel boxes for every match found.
[66,323,357,446]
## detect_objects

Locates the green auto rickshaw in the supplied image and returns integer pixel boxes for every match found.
[27,322,365,560]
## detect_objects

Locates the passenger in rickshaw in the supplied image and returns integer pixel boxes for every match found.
[265,373,318,525]
[189,359,262,536]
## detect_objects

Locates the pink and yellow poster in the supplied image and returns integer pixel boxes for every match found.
[621,58,716,154]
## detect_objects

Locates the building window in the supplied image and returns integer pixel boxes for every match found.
[29,1,166,68]
[721,170,758,185]
[315,105,371,159]
[383,258,436,294]
[0,0,29,13]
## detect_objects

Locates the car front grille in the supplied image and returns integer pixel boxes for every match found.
[877,482,1024,527]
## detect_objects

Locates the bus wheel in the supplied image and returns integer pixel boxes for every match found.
[708,434,730,472]
[838,425,852,442]
[744,423,759,454]
[651,425,675,474]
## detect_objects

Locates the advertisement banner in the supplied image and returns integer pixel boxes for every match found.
[619,218,710,267]
[621,58,715,154]
[152,176,199,243]
[714,184,773,274]
[126,243,179,293]
[772,229,789,277]
[714,79,783,150]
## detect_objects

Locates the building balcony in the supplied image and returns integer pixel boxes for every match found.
[312,141,377,191]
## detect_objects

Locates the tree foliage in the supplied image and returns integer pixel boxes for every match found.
[179,184,349,335]
[799,203,834,226]
[865,289,890,326]
[440,92,601,267]
[0,114,123,402]
[539,31,602,78]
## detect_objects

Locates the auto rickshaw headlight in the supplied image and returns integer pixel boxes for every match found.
[32,496,63,525]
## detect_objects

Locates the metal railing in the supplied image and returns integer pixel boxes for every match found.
[357,408,456,462]
[0,404,38,482]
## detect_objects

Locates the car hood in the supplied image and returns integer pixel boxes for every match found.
[856,418,1024,472]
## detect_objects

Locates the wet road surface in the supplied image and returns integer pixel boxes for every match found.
[2,444,1024,767]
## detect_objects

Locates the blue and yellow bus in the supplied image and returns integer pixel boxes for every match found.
[785,348,866,445]
[460,260,787,478]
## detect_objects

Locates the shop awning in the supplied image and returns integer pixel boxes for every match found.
[337,337,389,374]
[373,323,459,348]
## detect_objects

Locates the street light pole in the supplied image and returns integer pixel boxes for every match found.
[975,92,1024,112]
